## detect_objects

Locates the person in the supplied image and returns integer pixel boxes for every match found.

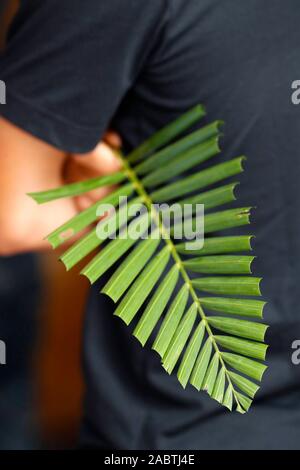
[0,0,300,450]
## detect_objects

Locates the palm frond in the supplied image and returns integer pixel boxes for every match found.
[30,105,269,413]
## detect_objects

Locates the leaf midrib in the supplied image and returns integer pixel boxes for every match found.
[119,154,242,410]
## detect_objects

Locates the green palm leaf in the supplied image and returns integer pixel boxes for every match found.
[30,105,269,413]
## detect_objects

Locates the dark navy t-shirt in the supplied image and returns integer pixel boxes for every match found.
[1,0,300,449]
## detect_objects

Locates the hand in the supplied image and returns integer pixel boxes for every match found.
[0,116,122,255]
[64,131,122,211]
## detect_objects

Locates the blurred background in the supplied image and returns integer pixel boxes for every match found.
[0,0,88,449]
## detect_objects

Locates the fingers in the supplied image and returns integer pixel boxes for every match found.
[72,141,122,175]
[75,187,113,211]
[104,130,122,149]
[65,155,117,208]
[65,131,122,211]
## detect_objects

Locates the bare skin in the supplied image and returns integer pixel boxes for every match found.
[0,117,121,255]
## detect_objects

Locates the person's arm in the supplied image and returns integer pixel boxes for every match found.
[0,117,121,255]
[0,117,77,255]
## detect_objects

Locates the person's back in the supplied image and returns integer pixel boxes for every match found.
[1,0,300,449]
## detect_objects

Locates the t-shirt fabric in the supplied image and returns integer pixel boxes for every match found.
[1,0,300,450]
